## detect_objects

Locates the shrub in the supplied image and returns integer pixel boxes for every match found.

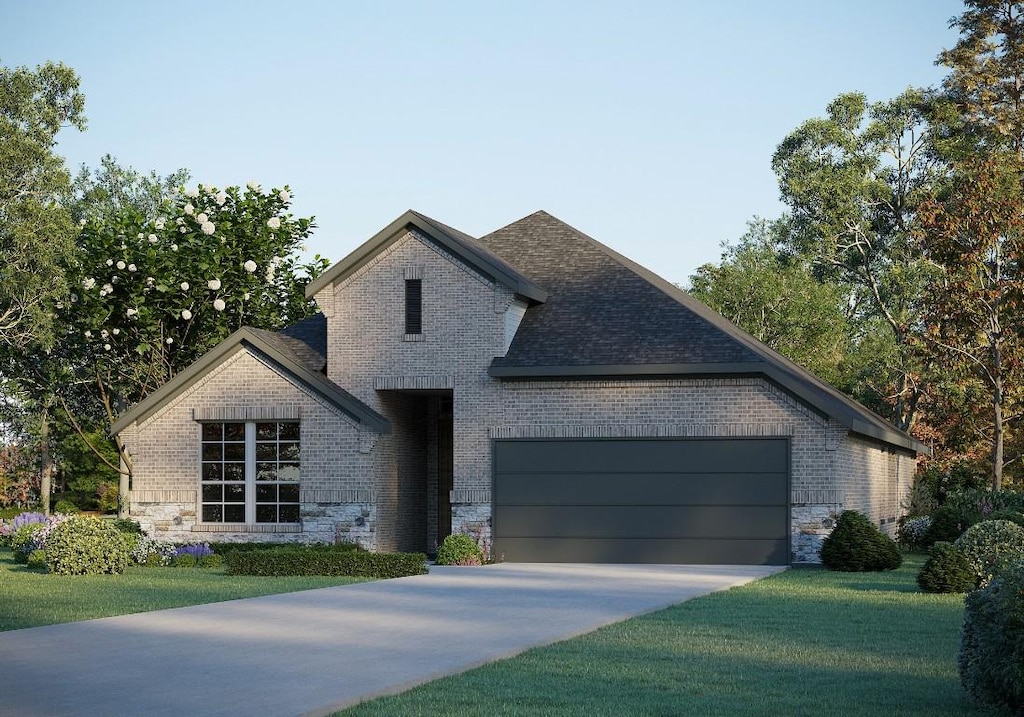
[960,561,1024,711]
[820,510,902,572]
[173,554,197,568]
[174,543,214,560]
[225,547,427,578]
[197,554,223,568]
[53,500,79,514]
[96,483,119,513]
[130,536,176,566]
[917,541,977,593]
[26,549,47,569]
[988,509,1024,530]
[435,533,485,566]
[3,511,46,549]
[923,505,967,546]
[11,523,47,563]
[897,515,932,549]
[45,515,134,575]
[113,518,144,535]
[954,519,1024,587]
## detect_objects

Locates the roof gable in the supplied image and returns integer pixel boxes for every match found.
[110,326,389,435]
[305,210,547,303]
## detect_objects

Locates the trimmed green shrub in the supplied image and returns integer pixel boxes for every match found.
[53,500,79,514]
[45,515,134,575]
[26,549,48,569]
[954,519,1024,586]
[172,554,197,568]
[820,510,902,572]
[960,561,1024,711]
[225,547,427,578]
[435,533,484,566]
[917,541,977,593]
[197,554,223,568]
[113,518,144,535]
[923,505,966,546]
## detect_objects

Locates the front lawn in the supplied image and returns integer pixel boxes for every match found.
[0,547,369,632]
[339,556,1000,716]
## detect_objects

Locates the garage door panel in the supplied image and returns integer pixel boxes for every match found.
[493,439,787,474]
[495,505,787,540]
[497,538,789,565]
[495,472,788,506]
[492,438,789,565]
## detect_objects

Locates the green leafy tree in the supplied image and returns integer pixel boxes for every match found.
[688,218,853,386]
[61,179,328,510]
[917,154,1024,490]
[0,61,85,352]
[772,90,940,431]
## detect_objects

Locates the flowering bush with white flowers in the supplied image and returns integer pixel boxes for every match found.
[63,183,330,476]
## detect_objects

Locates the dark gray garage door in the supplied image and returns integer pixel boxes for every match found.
[492,438,789,565]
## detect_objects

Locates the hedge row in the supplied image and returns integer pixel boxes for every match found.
[224,547,428,578]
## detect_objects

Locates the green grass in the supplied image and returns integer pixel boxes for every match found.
[338,556,1001,716]
[0,547,369,632]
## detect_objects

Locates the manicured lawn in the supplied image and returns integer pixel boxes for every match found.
[0,547,369,632]
[338,556,1000,716]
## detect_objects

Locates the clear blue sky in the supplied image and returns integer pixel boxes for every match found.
[4,0,964,283]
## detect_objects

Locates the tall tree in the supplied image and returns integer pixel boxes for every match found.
[919,0,1024,488]
[917,154,1024,490]
[688,218,853,387]
[772,90,940,431]
[0,61,85,352]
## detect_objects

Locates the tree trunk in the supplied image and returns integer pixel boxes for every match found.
[39,409,52,515]
[993,376,1004,492]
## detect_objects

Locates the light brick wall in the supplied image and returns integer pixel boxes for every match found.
[317,229,510,550]
[122,347,377,545]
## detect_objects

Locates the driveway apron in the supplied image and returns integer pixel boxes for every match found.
[0,563,782,717]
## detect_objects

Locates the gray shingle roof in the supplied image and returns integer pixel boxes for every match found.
[479,211,762,367]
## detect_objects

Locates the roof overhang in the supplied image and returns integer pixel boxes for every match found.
[111,328,390,435]
[305,210,548,303]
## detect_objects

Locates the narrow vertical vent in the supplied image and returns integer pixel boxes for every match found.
[405,278,423,335]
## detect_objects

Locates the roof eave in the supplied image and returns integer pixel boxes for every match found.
[305,211,548,303]
[111,328,390,435]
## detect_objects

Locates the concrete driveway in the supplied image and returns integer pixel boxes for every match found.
[0,562,783,717]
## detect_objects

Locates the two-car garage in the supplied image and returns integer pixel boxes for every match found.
[492,438,790,565]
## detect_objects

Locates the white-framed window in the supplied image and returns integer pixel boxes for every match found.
[200,421,300,524]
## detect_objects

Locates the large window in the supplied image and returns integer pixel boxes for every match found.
[201,422,300,524]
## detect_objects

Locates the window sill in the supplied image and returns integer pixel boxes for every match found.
[403,333,425,342]
[192,523,303,533]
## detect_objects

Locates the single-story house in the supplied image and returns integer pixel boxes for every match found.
[112,209,926,565]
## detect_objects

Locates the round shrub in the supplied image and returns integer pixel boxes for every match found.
[436,533,484,566]
[53,500,79,514]
[917,541,977,593]
[45,516,134,575]
[172,554,197,568]
[26,549,48,569]
[954,519,1024,586]
[820,510,902,572]
[960,561,1024,711]
[113,518,144,535]
[197,554,223,568]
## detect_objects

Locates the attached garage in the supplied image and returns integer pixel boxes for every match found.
[492,438,790,565]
